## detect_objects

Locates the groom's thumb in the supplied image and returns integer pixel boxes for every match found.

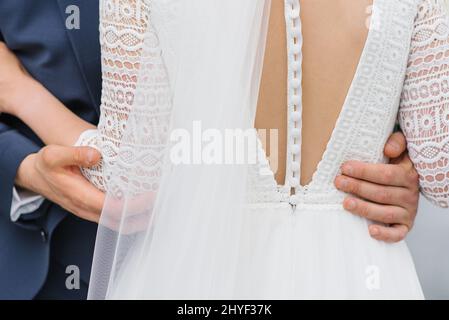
[384,131,407,159]
[40,145,101,168]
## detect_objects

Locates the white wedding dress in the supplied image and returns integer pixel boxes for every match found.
[81,0,449,299]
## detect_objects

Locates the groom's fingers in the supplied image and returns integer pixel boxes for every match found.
[40,145,101,169]
[41,166,105,222]
[368,224,409,243]
[334,175,413,207]
[342,197,411,228]
[340,161,416,188]
[71,172,106,214]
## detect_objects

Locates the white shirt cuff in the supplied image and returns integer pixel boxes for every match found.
[10,187,45,222]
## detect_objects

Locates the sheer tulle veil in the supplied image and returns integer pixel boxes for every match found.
[88,0,272,299]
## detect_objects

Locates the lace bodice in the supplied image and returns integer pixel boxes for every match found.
[77,0,449,208]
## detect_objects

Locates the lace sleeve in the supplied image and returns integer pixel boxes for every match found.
[399,0,449,208]
[76,0,151,192]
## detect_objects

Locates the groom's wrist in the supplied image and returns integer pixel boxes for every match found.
[0,75,32,116]
[10,77,42,119]
[15,153,39,194]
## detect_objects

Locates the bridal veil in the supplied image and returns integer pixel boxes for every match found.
[88,0,272,299]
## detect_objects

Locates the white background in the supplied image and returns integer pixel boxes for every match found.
[407,198,449,299]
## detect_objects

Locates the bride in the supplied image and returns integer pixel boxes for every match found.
[1,0,449,299]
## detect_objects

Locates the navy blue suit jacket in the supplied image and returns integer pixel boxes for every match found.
[0,0,101,299]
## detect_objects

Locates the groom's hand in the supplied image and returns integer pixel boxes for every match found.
[15,145,105,223]
[334,132,419,243]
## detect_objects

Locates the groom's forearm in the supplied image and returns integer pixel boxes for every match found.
[12,77,95,146]
[0,41,95,147]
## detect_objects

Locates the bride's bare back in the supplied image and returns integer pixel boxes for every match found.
[256,0,372,186]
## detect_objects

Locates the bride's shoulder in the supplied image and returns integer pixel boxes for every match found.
[411,0,449,44]
[414,0,449,18]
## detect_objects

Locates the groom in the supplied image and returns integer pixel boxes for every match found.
[0,0,102,299]
[0,0,422,299]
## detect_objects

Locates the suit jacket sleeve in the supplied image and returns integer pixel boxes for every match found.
[0,122,43,221]
[0,28,49,224]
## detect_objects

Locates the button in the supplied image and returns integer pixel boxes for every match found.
[291,128,301,138]
[291,26,301,38]
[290,60,300,71]
[291,95,301,106]
[291,78,301,89]
[290,8,300,19]
[291,111,301,122]
[291,161,300,172]
[289,177,299,188]
[289,195,299,206]
[291,144,301,155]
[40,229,48,243]
[291,45,301,55]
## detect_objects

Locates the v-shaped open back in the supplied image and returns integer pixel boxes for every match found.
[255,0,378,205]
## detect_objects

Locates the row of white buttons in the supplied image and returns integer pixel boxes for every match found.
[284,0,303,206]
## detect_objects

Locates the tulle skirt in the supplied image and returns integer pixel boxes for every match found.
[235,202,424,300]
